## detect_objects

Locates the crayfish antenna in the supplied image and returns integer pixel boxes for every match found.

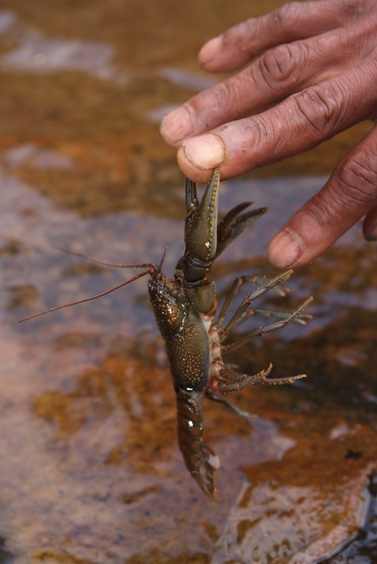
[18,268,151,323]
[52,245,156,270]
[157,245,168,272]
[19,245,167,323]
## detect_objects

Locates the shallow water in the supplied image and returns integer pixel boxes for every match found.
[1,2,377,563]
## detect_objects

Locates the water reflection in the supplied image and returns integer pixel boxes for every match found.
[2,35,116,80]
[0,10,15,33]
[159,67,217,90]
[3,143,75,170]
[0,10,120,82]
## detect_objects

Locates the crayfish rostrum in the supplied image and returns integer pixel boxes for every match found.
[21,169,312,501]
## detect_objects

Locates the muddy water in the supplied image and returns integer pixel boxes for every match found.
[1,2,377,563]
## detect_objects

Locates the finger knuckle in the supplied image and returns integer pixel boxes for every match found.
[334,151,377,205]
[221,22,245,49]
[272,1,305,28]
[244,114,278,151]
[223,18,255,46]
[305,197,336,231]
[293,84,344,135]
[258,43,307,89]
[341,0,369,17]
[212,81,234,109]
[253,115,272,141]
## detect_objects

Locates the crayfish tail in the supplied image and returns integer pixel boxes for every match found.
[176,388,220,501]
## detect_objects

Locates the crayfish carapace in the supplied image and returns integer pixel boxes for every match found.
[20,169,312,501]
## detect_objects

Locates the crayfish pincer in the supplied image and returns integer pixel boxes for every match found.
[20,169,313,501]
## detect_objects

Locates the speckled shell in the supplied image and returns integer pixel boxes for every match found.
[148,277,209,391]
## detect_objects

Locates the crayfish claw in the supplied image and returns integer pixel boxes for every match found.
[183,169,220,282]
[185,177,199,213]
[216,204,268,258]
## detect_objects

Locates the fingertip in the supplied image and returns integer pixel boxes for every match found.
[198,36,222,67]
[177,145,214,183]
[364,230,377,242]
[362,206,377,241]
[160,105,193,148]
[267,229,302,268]
[177,134,226,182]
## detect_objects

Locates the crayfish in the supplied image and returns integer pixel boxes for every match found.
[21,169,312,501]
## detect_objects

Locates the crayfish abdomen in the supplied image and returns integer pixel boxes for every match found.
[175,387,219,500]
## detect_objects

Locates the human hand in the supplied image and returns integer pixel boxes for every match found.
[160,0,377,268]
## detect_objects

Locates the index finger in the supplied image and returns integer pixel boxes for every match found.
[177,53,377,183]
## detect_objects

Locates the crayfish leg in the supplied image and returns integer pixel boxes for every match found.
[211,362,307,395]
[220,296,313,354]
[216,270,294,332]
[206,388,257,420]
[211,363,273,394]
